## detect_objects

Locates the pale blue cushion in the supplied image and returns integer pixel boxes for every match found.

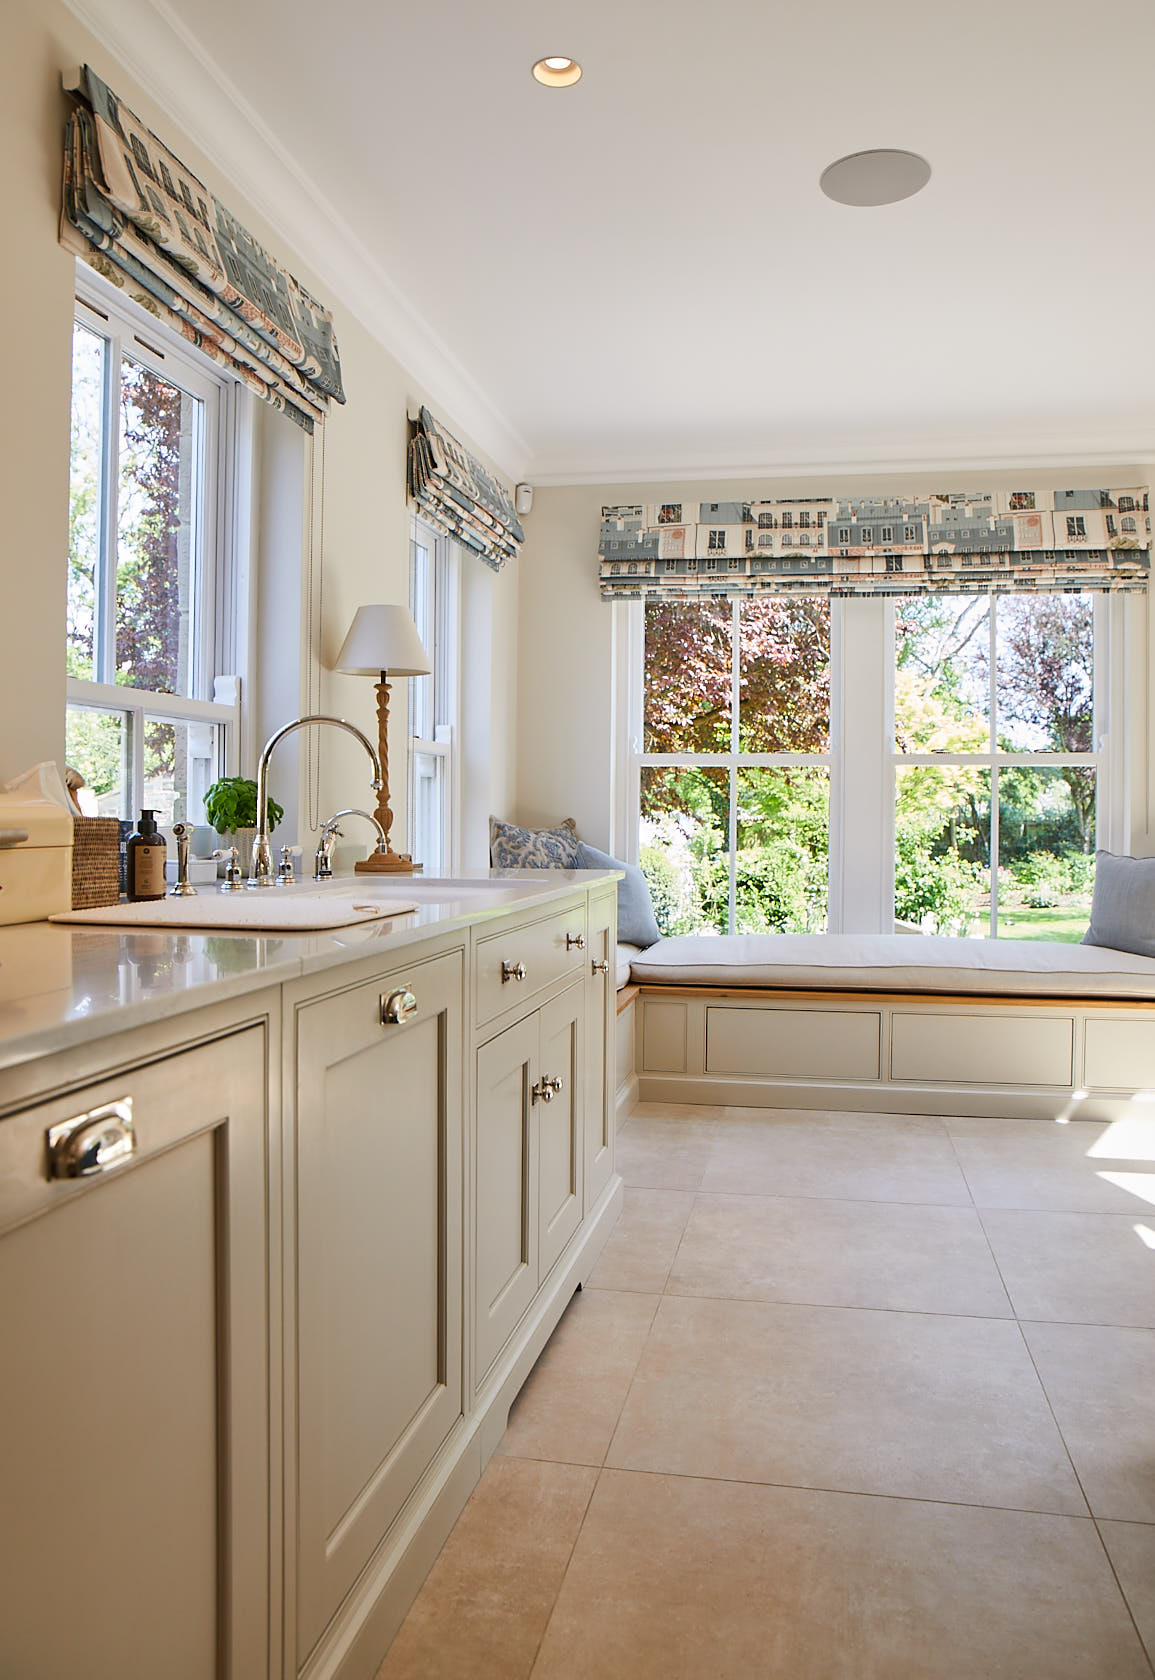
[489,816,581,869]
[578,842,661,949]
[1083,850,1155,958]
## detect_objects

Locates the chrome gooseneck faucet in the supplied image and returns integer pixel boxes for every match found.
[248,715,383,886]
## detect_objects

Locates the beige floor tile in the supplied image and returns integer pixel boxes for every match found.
[498,1288,659,1466]
[376,1456,595,1680]
[668,1192,1012,1316]
[585,1189,696,1293]
[945,1116,1155,1212]
[981,1208,1155,1327]
[531,1472,1146,1680]
[607,1295,1085,1513]
[1023,1321,1155,1521]
[614,1117,714,1190]
[1099,1520,1155,1663]
[701,1110,972,1205]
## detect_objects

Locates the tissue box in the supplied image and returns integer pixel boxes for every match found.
[0,796,74,924]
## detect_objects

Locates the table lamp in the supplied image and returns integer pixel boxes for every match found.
[335,604,431,873]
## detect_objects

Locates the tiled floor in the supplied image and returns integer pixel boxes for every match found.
[378,1103,1155,1678]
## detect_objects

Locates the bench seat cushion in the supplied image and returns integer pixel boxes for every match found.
[617,943,642,989]
[629,932,1155,1001]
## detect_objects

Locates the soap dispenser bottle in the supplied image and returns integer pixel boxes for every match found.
[126,809,167,902]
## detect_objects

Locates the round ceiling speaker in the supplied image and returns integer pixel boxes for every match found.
[820,149,931,207]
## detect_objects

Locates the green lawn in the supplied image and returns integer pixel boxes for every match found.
[997,906,1090,944]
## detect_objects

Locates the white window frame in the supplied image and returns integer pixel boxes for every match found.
[617,590,1128,939]
[408,516,461,873]
[67,270,241,821]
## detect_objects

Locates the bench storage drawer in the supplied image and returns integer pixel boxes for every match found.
[706,1006,881,1081]
[1083,1017,1155,1091]
[890,1011,1073,1087]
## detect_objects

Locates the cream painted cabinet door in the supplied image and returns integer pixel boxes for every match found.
[584,892,616,1211]
[293,948,464,1668]
[475,1013,540,1383]
[537,987,584,1281]
[0,1024,271,1680]
[474,983,586,1385]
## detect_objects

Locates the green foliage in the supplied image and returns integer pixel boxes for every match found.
[204,777,283,834]
[894,826,983,933]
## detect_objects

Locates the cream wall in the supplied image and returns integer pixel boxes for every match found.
[0,0,518,857]
[516,470,1155,857]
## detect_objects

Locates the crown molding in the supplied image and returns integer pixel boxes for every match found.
[61,0,532,481]
[529,438,1155,489]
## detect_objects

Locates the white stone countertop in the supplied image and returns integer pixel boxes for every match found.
[0,869,621,1075]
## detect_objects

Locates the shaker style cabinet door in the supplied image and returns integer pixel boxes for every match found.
[474,982,587,1387]
[584,890,616,1210]
[474,1013,540,1383]
[0,1023,271,1680]
[536,986,584,1281]
[292,948,465,1668]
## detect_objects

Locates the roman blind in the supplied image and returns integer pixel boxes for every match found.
[599,489,1150,600]
[61,65,344,433]
[407,407,524,570]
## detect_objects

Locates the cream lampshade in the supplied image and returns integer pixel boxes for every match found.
[335,604,431,873]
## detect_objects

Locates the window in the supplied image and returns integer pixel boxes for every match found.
[758,512,773,528]
[1122,517,1137,534]
[409,518,459,873]
[708,529,726,551]
[881,526,893,542]
[625,589,1116,944]
[904,525,917,541]
[781,512,793,529]
[66,288,238,822]
[799,511,811,529]
[861,528,873,543]
[838,527,850,542]
[894,594,1099,939]
[636,598,830,935]
[1067,516,1086,539]
[1107,515,1117,536]
[885,556,903,572]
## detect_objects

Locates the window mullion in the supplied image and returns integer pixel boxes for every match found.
[97,327,120,687]
[989,600,998,938]
[728,598,740,933]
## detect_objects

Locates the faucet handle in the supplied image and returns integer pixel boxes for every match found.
[276,844,297,886]
[213,846,245,892]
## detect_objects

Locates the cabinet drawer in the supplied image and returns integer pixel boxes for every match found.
[475,901,587,1025]
[1084,1016,1155,1090]
[706,1007,881,1081]
[890,1011,1073,1087]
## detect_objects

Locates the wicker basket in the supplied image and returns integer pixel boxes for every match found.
[71,816,122,909]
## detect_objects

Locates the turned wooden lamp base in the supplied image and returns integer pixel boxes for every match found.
[355,850,422,875]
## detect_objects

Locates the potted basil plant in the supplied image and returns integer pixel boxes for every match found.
[202,777,285,874]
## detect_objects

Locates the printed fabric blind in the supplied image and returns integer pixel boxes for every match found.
[408,407,524,570]
[599,489,1150,600]
[61,66,344,433]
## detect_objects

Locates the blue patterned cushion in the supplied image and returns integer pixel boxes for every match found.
[489,816,581,869]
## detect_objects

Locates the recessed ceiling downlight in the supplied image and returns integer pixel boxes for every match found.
[820,149,931,207]
[532,56,582,87]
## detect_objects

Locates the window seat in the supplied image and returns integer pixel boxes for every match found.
[628,932,1155,1001]
[623,934,1155,1122]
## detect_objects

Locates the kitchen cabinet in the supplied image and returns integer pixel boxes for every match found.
[0,873,624,1680]
[288,944,465,1669]
[474,983,584,1383]
[0,1019,272,1680]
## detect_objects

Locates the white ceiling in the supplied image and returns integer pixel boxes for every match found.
[72,0,1155,482]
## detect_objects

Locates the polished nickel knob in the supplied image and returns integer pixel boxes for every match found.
[380,988,418,1025]
[46,1099,136,1179]
[532,1075,562,1105]
[566,932,586,951]
[501,960,527,984]
[591,958,610,975]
